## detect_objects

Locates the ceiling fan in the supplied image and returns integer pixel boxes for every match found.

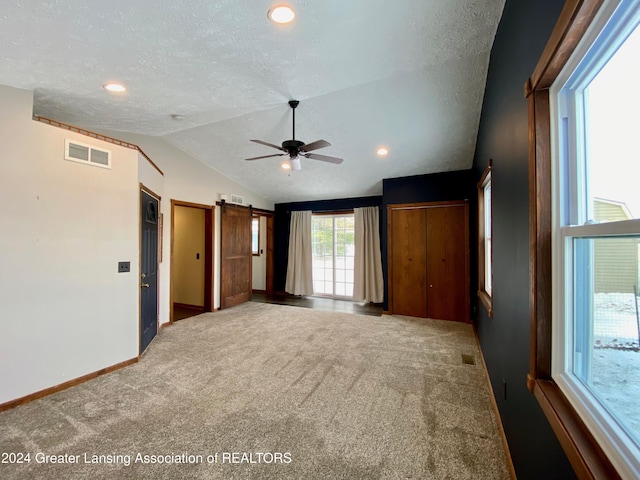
[245,100,343,170]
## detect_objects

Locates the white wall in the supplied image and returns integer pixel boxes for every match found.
[96,130,274,321]
[0,86,140,404]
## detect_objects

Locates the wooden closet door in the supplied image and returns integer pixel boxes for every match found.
[389,207,428,317]
[426,204,469,322]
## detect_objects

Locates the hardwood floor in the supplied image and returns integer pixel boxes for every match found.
[173,304,205,321]
[251,292,383,317]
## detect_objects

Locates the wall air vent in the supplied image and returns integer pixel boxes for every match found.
[64,139,112,169]
[220,194,245,206]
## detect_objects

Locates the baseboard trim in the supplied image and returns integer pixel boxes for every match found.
[473,329,517,480]
[0,357,139,413]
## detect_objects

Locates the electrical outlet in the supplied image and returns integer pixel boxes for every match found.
[118,261,130,273]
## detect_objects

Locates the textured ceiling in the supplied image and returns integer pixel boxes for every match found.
[0,0,505,203]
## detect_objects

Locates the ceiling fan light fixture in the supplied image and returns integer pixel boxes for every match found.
[103,82,126,93]
[281,161,291,170]
[268,5,295,24]
[290,156,302,170]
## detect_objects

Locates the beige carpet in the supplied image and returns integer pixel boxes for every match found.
[0,302,510,479]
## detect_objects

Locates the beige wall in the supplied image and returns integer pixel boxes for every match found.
[95,129,273,320]
[0,86,139,404]
[173,206,206,306]
[0,84,273,405]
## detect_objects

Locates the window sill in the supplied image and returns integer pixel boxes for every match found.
[529,377,620,479]
[477,290,493,318]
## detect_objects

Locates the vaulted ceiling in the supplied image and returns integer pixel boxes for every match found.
[0,0,505,203]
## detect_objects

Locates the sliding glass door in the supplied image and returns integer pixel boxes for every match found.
[311,214,355,298]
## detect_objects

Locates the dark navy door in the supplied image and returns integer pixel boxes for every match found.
[140,190,159,353]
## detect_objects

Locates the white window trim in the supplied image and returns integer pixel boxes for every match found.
[483,178,492,297]
[477,162,493,317]
[550,1,640,477]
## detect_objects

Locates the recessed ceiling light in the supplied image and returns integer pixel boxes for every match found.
[103,82,126,93]
[268,5,295,24]
[377,147,389,157]
[281,161,291,170]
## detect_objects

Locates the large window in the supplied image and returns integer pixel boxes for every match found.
[311,214,355,298]
[528,1,640,478]
[551,3,640,475]
[478,161,493,317]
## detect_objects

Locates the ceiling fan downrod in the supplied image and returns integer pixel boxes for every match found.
[289,100,299,141]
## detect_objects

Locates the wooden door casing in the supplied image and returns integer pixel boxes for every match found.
[266,215,275,294]
[220,204,252,309]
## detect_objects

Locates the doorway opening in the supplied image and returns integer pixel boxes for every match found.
[251,212,275,295]
[170,200,214,322]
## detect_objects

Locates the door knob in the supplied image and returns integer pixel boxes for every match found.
[141,283,150,288]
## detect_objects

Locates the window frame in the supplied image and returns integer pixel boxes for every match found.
[527,0,636,478]
[550,1,640,475]
[478,160,493,317]
[311,211,355,299]
[251,216,260,256]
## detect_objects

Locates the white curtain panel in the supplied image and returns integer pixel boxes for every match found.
[353,206,384,303]
[285,210,314,295]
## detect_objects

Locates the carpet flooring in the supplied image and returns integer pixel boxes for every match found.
[0,302,510,479]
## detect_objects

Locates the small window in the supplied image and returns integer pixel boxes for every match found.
[252,217,260,256]
[64,139,112,169]
[478,161,493,317]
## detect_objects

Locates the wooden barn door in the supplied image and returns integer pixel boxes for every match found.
[220,204,252,309]
[388,201,469,322]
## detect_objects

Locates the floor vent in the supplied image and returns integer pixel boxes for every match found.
[461,354,476,365]
[65,139,112,169]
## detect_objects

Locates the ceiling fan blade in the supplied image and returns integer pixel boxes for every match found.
[299,140,331,152]
[245,153,285,161]
[250,139,286,151]
[304,153,344,164]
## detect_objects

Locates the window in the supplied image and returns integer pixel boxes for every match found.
[552,3,640,475]
[311,214,355,298]
[528,1,640,478]
[251,216,260,256]
[64,138,111,169]
[478,161,493,317]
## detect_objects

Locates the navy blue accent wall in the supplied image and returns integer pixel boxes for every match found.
[381,170,475,310]
[273,196,382,292]
[472,1,575,478]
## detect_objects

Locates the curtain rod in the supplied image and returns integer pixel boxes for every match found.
[285,205,381,215]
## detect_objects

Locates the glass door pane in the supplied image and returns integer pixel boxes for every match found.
[312,214,354,298]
